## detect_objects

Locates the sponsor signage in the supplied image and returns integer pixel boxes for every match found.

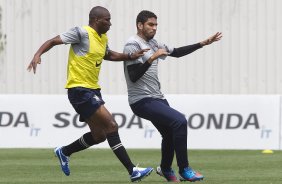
[0,95,281,150]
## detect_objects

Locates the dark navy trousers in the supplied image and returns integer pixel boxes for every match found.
[130,97,189,171]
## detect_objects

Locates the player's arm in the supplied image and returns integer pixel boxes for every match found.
[104,49,149,61]
[27,35,63,74]
[169,43,202,58]
[170,32,222,58]
[127,49,168,83]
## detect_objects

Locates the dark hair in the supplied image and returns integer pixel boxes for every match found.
[136,10,157,26]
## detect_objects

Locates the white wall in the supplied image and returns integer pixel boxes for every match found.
[0,0,282,94]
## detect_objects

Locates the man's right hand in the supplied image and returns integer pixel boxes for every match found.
[27,55,41,74]
[27,35,63,74]
[149,49,168,63]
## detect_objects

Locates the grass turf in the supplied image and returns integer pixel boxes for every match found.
[0,149,281,184]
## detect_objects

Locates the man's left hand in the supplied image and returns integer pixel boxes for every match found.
[200,32,222,46]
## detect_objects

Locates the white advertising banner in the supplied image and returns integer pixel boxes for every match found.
[0,95,281,150]
[166,95,281,150]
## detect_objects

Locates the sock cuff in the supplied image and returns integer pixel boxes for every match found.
[112,143,123,150]
[79,135,91,148]
[107,131,123,150]
[79,132,97,148]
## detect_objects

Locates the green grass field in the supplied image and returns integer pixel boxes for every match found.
[0,149,281,184]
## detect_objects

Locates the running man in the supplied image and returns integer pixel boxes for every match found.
[123,10,222,182]
[27,6,153,182]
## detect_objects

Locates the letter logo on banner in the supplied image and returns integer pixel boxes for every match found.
[144,126,155,138]
[188,113,204,129]
[188,113,260,129]
[226,114,243,129]
[244,113,259,129]
[0,112,13,127]
[261,126,272,139]
[127,115,143,128]
[112,113,143,129]
[112,113,126,128]
[54,112,71,128]
[0,112,29,127]
[54,112,86,128]
[207,114,223,129]
[30,125,41,137]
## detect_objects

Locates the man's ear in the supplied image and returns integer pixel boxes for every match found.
[137,22,143,30]
[95,18,100,23]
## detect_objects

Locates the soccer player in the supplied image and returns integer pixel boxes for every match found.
[123,10,222,182]
[27,6,153,182]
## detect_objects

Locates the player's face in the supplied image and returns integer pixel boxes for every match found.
[141,17,157,40]
[97,11,112,34]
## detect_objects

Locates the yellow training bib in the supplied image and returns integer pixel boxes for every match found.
[65,26,108,89]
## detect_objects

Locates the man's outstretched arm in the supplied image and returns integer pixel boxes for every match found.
[170,32,222,58]
[104,49,149,61]
[27,35,63,74]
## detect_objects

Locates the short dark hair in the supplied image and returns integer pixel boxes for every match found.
[89,6,109,24]
[136,10,157,26]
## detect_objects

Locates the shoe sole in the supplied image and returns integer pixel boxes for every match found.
[131,168,154,182]
[179,177,204,182]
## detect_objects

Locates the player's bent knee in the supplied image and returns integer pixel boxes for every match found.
[105,120,118,133]
[172,116,188,130]
[178,116,188,125]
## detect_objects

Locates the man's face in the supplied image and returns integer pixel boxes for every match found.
[96,11,112,34]
[140,17,157,40]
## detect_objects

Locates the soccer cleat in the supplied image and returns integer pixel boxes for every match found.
[179,167,204,182]
[130,165,154,182]
[156,166,179,182]
[54,147,70,176]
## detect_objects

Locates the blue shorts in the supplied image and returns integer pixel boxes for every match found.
[68,87,105,122]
